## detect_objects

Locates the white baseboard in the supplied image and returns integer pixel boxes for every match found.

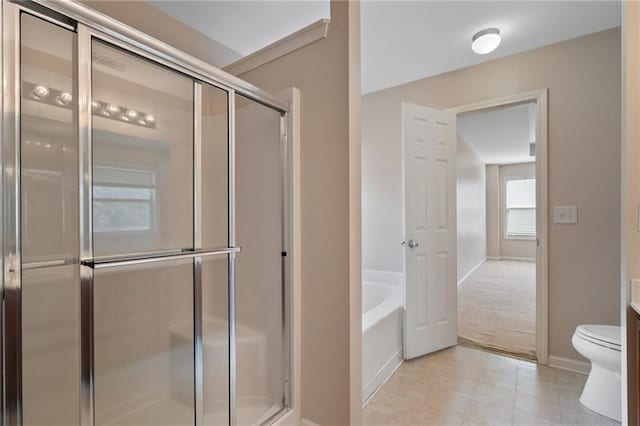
[362,351,403,406]
[548,355,590,375]
[499,256,536,262]
[486,256,536,262]
[457,257,486,286]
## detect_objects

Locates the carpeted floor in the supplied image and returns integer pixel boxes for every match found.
[458,260,536,359]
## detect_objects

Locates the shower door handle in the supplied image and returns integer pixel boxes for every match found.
[408,239,420,249]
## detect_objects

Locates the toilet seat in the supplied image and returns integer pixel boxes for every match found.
[575,325,621,351]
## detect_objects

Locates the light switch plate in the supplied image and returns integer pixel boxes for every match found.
[554,206,578,224]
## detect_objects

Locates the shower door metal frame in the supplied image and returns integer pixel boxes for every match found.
[1,0,293,425]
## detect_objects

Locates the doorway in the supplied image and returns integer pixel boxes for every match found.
[399,91,548,364]
[450,91,549,363]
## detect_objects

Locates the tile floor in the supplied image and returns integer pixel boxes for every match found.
[363,345,620,426]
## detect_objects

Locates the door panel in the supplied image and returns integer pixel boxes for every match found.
[93,260,194,426]
[91,41,194,258]
[201,84,229,249]
[403,102,457,359]
[202,256,229,425]
[20,13,81,426]
[235,96,285,424]
[436,159,449,229]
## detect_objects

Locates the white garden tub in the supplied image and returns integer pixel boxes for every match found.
[362,272,404,404]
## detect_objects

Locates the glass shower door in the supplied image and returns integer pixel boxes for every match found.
[90,40,199,426]
[235,96,286,425]
[19,13,81,426]
[9,6,289,425]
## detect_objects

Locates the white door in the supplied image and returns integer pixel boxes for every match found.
[402,102,458,359]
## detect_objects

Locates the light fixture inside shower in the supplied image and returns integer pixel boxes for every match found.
[23,81,157,129]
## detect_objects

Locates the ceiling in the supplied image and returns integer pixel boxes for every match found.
[457,103,535,165]
[147,1,621,93]
[147,0,330,66]
[361,1,621,94]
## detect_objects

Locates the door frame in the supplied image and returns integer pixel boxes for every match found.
[448,89,549,364]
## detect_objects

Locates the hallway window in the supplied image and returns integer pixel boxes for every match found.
[505,178,536,238]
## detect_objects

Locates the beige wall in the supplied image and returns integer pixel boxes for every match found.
[456,138,487,280]
[238,1,361,424]
[486,165,501,258]
[623,3,640,424]
[498,162,536,260]
[362,28,621,361]
[83,1,241,67]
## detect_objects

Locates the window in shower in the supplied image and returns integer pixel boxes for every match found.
[91,40,194,258]
[93,165,157,233]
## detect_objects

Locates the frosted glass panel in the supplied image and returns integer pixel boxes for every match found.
[202,256,229,425]
[235,96,284,424]
[92,41,194,257]
[20,13,80,426]
[94,260,194,426]
[201,84,229,249]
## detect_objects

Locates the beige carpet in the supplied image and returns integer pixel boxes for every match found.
[458,260,536,359]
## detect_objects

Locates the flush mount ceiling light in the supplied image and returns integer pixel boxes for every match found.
[472,28,501,55]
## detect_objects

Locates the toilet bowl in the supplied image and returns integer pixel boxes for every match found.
[571,324,621,422]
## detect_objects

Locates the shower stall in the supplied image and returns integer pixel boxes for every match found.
[1,1,294,425]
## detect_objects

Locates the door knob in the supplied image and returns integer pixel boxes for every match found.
[408,239,419,248]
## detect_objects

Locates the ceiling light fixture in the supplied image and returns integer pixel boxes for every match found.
[472,28,501,55]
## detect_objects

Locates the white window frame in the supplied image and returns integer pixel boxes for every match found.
[503,176,536,241]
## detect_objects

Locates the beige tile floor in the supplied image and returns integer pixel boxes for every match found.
[363,345,620,426]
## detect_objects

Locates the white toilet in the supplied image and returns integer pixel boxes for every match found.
[571,324,621,422]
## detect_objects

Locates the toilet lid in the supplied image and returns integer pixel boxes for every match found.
[576,325,621,348]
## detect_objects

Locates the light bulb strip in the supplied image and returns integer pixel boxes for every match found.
[22,81,157,129]
[90,99,156,129]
